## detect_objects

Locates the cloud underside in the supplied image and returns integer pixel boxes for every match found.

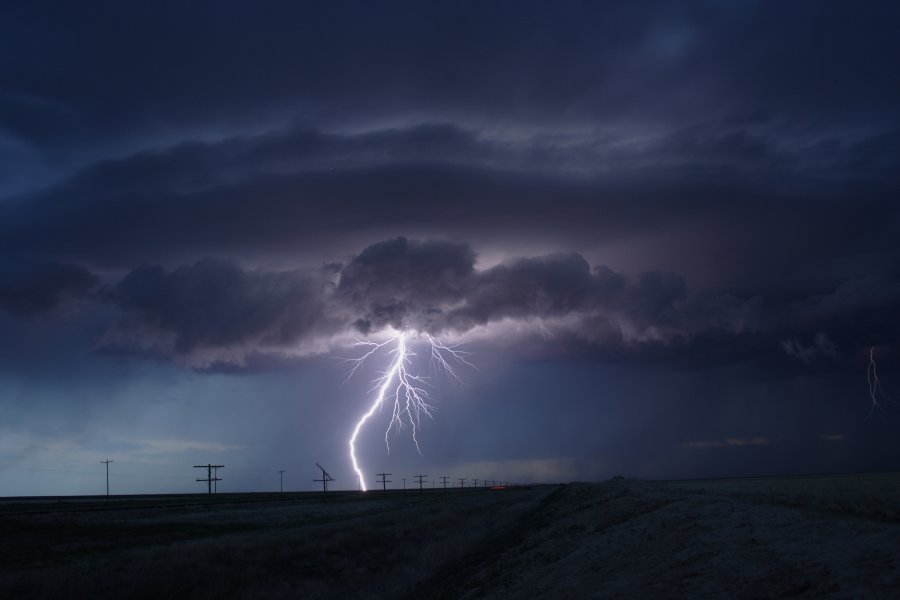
[3,236,896,369]
[683,436,771,449]
[98,239,704,365]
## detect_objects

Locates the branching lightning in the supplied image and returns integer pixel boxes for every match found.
[345,331,473,491]
[867,346,889,418]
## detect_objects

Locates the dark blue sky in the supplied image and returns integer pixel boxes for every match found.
[1,1,899,495]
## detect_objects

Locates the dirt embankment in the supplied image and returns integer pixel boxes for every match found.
[421,476,900,599]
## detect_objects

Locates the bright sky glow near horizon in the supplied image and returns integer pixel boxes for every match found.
[1,1,900,496]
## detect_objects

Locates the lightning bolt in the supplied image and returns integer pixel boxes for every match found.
[867,346,889,418]
[346,331,472,492]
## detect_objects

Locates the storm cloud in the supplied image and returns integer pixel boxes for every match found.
[0,260,97,319]
[54,236,894,374]
[92,240,699,364]
[99,258,339,366]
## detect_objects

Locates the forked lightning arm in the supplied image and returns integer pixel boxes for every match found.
[345,331,471,492]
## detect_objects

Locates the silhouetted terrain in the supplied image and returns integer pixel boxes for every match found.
[1,474,899,598]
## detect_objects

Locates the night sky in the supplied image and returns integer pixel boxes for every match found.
[2,1,899,495]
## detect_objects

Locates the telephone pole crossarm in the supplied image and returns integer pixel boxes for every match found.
[194,464,224,495]
[314,463,335,496]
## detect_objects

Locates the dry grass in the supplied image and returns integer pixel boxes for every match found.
[3,474,900,599]
[0,488,555,599]
[661,472,900,520]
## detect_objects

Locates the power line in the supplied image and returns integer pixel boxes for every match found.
[439,476,450,489]
[414,474,427,494]
[376,473,392,495]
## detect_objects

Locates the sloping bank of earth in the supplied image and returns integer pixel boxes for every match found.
[414,478,900,599]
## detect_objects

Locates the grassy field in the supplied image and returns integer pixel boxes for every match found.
[1,475,899,598]
[0,487,556,599]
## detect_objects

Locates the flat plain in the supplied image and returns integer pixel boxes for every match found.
[1,474,899,598]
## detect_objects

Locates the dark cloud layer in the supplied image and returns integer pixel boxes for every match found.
[0,2,897,365]
[27,237,884,375]
[100,258,337,363]
[2,2,898,156]
[0,260,97,318]
[94,240,701,364]
[2,122,897,308]
[337,237,475,334]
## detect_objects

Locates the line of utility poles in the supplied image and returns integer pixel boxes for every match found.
[92,458,517,497]
[180,461,518,497]
[100,459,113,501]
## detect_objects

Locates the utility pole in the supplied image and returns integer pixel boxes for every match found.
[440,476,450,489]
[214,466,223,493]
[402,478,406,492]
[100,459,113,501]
[458,477,465,489]
[376,473,392,495]
[194,464,224,495]
[472,478,479,488]
[414,474,427,494]
[278,469,286,493]
[314,463,335,496]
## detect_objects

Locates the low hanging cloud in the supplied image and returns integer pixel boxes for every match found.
[100,258,341,363]
[683,437,772,449]
[336,237,476,334]
[0,259,98,318]
[335,238,697,338]
[90,237,711,366]
[2,236,897,370]
[780,332,838,365]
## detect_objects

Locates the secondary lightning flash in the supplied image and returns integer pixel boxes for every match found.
[867,346,889,418]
